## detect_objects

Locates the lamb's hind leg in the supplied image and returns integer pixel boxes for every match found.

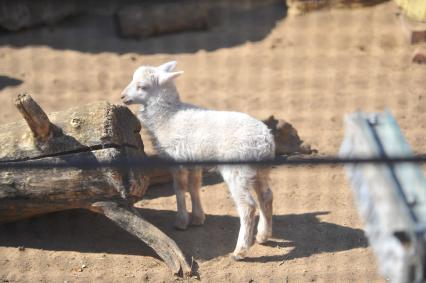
[254,170,273,244]
[188,167,205,226]
[172,167,190,230]
[221,166,256,260]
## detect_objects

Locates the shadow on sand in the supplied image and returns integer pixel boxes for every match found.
[0,208,367,262]
[0,75,23,91]
[0,3,286,55]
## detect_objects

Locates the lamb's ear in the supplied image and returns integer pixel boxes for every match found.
[157,61,177,72]
[158,71,183,85]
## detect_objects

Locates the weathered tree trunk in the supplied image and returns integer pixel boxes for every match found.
[0,0,78,31]
[0,94,147,222]
[0,94,192,277]
[117,0,209,38]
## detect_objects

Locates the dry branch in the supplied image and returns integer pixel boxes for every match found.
[91,201,192,277]
[14,93,52,142]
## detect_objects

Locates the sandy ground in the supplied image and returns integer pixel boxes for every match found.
[0,1,425,282]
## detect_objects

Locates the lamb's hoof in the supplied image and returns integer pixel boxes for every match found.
[230,254,244,261]
[256,235,269,244]
[256,233,270,245]
[174,215,189,230]
[231,249,247,261]
[190,214,206,226]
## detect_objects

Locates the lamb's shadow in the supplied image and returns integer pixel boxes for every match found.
[0,2,286,55]
[246,211,369,262]
[0,208,368,262]
[0,75,23,91]
[138,209,368,261]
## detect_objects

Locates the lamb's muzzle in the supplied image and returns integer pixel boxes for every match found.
[121,88,132,105]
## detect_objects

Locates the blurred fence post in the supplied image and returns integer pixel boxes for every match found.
[340,110,426,283]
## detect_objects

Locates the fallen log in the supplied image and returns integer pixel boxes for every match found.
[116,0,209,38]
[0,94,192,277]
[0,93,148,221]
[0,0,78,31]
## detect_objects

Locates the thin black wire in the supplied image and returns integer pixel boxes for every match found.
[1,155,426,170]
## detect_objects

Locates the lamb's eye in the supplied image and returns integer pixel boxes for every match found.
[137,85,149,91]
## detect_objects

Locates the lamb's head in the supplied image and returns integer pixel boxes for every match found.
[121,61,183,105]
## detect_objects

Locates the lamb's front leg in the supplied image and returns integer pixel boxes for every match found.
[188,167,205,226]
[172,168,190,230]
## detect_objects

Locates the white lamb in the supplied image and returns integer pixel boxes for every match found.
[121,61,275,260]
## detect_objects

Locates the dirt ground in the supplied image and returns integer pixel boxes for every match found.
[0,1,425,282]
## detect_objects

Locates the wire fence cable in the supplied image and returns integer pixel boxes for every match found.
[1,155,426,170]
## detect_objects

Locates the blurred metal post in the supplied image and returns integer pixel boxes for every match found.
[340,110,426,283]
